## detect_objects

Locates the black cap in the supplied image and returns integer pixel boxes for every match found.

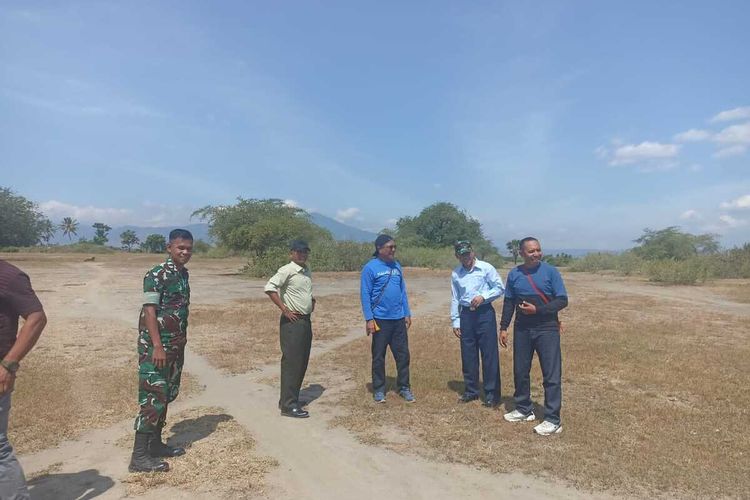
[454,240,472,255]
[290,240,310,251]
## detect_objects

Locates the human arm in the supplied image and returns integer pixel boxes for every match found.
[479,263,505,305]
[450,273,461,338]
[360,266,377,335]
[141,304,167,368]
[265,291,300,322]
[534,267,569,314]
[1,309,47,394]
[265,267,300,322]
[399,264,411,325]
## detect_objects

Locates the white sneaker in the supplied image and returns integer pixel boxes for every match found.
[533,420,562,435]
[503,410,536,422]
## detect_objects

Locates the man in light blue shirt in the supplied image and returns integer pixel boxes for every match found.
[450,241,505,407]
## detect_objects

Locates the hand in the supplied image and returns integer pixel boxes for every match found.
[452,327,461,339]
[499,330,508,349]
[519,301,537,315]
[405,317,412,330]
[311,298,316,313]
[283,308,301,323]
[366,320,377,336]
[470,295,484,308]
[0,368,16,394]
[151,346,167,369]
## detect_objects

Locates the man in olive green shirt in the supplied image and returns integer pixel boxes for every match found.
[265,240,315,418]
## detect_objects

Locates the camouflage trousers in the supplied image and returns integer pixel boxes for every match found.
[134,331,186,433]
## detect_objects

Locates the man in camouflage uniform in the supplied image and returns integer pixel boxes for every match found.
[129,229,193,473]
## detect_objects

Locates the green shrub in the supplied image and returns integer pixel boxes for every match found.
[569,252,621,272]
[239,242,506,277]
[644,257,710,285]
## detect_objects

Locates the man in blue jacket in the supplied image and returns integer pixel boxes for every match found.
[360,234,414,404]
[499,237,568,435]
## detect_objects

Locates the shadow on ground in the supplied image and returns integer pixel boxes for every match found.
[28,469,114,500]
[169,413,233,447]
[299,383,326,406]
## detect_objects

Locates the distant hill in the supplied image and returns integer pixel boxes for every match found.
[48,215,377,246]
[310,213,377,242]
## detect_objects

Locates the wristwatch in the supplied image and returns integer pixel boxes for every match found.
[0,360,19,374]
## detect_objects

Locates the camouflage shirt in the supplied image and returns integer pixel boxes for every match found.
[139,257,190,344]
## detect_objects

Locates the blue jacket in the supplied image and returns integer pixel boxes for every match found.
[360,258,411,321]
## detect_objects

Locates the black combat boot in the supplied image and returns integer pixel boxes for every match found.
[149,427,186,458]
[129,432,170,472]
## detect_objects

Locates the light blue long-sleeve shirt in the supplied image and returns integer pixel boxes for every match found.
[450,259,505,328]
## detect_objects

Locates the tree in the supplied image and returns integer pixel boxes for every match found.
[141,234,167,253]
[92,222,112,246]
[120,230,140,251]
[395,202,497,256]
[39,220,55,246]
[506,239,521,264]
[60,217,80,241]
[633,227,720,261]
[192,198,333,256]
[0,187,54,247]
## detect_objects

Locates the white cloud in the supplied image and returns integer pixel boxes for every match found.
[283,199,299,208]
[608,141,681,166]
[719,214,747,228]
[40,200,133,225]
[713,122,750,145]
[720,194,750,210]
[710,106,750,123]
[673,129,711,142]
[335,207,361,222]
[714,145,748,158]
[680,209,700,220]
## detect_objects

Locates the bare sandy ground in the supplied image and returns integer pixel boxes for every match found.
[8,255,749,499]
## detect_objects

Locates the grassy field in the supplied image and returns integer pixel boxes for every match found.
[307,277,750,498]
[4,253,748,498]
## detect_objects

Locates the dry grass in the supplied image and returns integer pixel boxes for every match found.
[189,294,362,374]
[10,318,202,454]
[122,406,277,497]
[312,284,750,499]
[708,280,750,304]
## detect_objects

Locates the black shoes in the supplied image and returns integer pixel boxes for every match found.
[129,431,170,473]
[149,428,186,457]
[482,398,500,408]
[281,406,310,418]
[458,393,479,403]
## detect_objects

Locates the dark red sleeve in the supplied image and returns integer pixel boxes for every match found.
[6,271,44,317]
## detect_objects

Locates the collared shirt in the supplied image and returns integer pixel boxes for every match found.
[0,260,44,359]
[139,257,190,343]
[265,261,314,315]
[450,258,505,328]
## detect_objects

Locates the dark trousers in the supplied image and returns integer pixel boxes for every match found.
[513,326,562,425]
[459,304,500,400]
[371,318,410,393]
[279,314,313,410]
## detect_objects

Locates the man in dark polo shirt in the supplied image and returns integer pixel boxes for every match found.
[499,237,568,436]
[0,259,47,499]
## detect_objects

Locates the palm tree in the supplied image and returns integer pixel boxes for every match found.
[60,217,79,241]
[506,239,521,264]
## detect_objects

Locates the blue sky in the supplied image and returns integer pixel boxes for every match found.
[1,1,749,249]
